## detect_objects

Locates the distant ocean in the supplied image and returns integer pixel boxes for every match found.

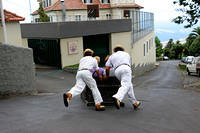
[154,22,196,45]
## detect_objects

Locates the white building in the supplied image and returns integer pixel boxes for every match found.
[0,10,26,47]
[32,0,143,22]
[28,0,155,76]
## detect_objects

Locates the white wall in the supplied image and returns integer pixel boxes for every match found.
[110,0,135,6]
[32,8,139,22]
[131,31,156,67]
[0,26,3,43]
[110,31,132,54]
[21,38,28,48]
[0,22,23,47]
[60,37,84,68]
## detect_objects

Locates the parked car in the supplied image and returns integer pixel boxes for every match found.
[181,57,187,63]
[163,56,169,60]
[185,56,194,64]
[186,56,200,77]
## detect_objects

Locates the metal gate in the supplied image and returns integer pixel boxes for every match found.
[28,39,61,68]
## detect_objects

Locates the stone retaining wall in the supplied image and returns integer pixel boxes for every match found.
[0,43,36,96]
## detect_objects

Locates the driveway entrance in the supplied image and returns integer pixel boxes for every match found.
[28,39,61,68]
[83,34,110,66]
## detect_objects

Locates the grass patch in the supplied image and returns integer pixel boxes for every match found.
[64,64,79,69]
[178,63,187,72]
[156,57,163,61]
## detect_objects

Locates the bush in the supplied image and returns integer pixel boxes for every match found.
[178,63,186,71]
[156,57,163,61]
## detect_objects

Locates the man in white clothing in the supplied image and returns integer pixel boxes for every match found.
[105,45,140,109]
[63,49,105,111]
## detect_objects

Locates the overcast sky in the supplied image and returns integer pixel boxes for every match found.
[2,0,181,24]
[136,0,181,24]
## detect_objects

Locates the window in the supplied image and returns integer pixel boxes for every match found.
[35,18,40,22]
[87,5,99,18]
[50,16,53,22]
[124,10,130,18]
[46,0,48,7]
[43,0,51,8]
[84,0,93,4]
[101,0,110,3]
[144,44,146,56]
[106,14,111,19]
[49,0,51,6]
[146,41,148,53]
[75,15,81,21]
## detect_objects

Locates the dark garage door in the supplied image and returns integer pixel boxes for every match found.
[83,34,109,66]
[28,39,61,68]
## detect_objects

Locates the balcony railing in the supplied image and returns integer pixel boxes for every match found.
[130,11,154,45]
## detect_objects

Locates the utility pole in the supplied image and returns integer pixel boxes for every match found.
[61,0,66,22]
[0,0,8,43]
[29,0,32,23]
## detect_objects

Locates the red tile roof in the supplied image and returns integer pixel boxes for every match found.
[32,0,143,15]
[0,10,25,22]
[111,4,143,8]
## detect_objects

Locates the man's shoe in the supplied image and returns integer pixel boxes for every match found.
[133,101,141,110]
[95,103,105,111]
[63,93,72,107]
[120,102,125,107]
[113,97,120,109]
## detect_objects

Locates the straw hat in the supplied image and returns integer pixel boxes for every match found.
[83,48,94,55]
[113,45,125,52]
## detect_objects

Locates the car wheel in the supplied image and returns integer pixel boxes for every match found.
[198,70,200,77]
[187,68,191,75]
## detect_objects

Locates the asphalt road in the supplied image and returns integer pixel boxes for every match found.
[0,61,200,133]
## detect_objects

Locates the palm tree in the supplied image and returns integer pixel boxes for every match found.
[186,27,200,48]
[187,27,200,56]
[189,27,200,37]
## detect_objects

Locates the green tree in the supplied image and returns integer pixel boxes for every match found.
[189,36,200,56]
[166,39,174,49]
[173,0,200,28]
[163,39,184,59]
[163,47,171,58]
[172,41,184,59]
[185,27,200,55]
[182,43,189,56]
[189,27,200,37]
[38,2,50,22]
[155,36,163,57]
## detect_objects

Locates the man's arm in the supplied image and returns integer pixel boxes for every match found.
[96,69,102,80]
[104,66,111,79]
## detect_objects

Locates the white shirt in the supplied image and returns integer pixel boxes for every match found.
[78,56,99,71]
[105,51,131,70]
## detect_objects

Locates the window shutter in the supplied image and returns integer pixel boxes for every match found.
[87,5,99,18]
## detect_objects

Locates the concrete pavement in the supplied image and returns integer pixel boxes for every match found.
[0,61,200,133]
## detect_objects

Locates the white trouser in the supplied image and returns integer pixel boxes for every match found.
[68,70,103,104]
[113,65,137,104]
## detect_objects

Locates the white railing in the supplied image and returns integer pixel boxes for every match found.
[130,11,154,45]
